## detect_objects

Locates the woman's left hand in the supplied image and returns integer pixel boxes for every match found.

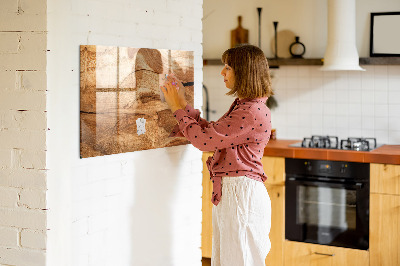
[161,75,185,113]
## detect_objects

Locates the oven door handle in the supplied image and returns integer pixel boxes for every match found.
[287,177,364,189]
[314,252,335,257]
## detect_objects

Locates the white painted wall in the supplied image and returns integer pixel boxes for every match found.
[0,0,48,265]
[204,0,400,58]
[46,0,203,266]
[203,0,400,145]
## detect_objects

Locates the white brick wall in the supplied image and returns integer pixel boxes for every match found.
[0,0,48,265]
[46,1,203,266]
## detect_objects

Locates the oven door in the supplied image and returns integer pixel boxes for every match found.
[285,177,369,250]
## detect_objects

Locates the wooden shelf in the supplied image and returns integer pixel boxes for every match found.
[203,58,323,67]
[268,58,322,67]
[203,57,400,67]
[359,57,400,65]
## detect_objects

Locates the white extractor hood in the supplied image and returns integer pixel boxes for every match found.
[320,0,365,71]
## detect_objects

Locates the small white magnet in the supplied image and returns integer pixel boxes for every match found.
[136,117,146,136]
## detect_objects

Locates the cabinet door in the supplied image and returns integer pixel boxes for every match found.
[202,152,214,258]
[370,163,400,195]
[370,193,400,266]
[284,241,369,266]
[265,185,284,266]
[261,156,285,185]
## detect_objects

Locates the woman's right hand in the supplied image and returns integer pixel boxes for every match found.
[167,74,187,108]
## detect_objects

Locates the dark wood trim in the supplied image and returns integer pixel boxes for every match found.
[204,57,400,67]
[359,57,400,65]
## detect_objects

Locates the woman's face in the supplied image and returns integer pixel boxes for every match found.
[220,64,235,89]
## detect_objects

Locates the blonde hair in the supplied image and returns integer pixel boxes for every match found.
[221,45,273,99]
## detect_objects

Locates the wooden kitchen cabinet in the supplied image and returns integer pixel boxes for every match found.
[370,163,400,266]
[284,241,369,266]
[264,184,285,266]
[370,193,400,266]
[261,156,285,186]
[370,163,400,195]
[202,152,214,258]
[261,156,285,266]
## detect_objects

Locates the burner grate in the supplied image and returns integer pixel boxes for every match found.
[340,137,377,151]
[296,136,378,151]
[301,135,339,149]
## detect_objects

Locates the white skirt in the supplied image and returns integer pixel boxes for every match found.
[212,176,271,266]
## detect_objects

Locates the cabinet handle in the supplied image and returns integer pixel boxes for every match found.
[314,252,335,257]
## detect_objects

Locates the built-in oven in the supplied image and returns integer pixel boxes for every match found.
[285,158,370,250]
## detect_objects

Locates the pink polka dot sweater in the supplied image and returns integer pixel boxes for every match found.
[170,97,272,206]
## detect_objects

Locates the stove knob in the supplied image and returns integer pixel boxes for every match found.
[340,164,347,174]
[305,162,312,171]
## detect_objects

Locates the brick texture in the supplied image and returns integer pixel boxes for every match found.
[0,0,47,264]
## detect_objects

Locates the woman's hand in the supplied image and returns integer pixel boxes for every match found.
[161,75,187,113]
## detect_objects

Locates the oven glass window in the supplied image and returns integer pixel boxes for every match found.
[297,186,356,230]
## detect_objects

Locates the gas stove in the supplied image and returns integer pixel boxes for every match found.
[289,135,381,151]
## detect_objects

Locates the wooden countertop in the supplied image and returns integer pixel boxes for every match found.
[263,139,400,165]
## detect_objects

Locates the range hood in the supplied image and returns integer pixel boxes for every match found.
[320,0,365,71]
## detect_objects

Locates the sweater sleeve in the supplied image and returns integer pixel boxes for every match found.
[173,106,257,152]
[169,104,211,137]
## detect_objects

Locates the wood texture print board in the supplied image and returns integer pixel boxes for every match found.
[80,45,194,158]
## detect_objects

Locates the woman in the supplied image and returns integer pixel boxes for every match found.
[161,44,273,266]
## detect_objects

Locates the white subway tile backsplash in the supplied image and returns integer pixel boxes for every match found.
[311,127,324,136]
[374,117,389,130]
[336,103,349,116]
[298,66,311,78]
[361,103,375,117]
[348,71,362,90]
[374,65,388,77]
[348,116,362,129]
[285,66,298,77]
[388,131,400,143]
[374,90,388,104]
[310,66,323,77]
[375,104,389,117]
[336,115,348,129]
[361,90,375,104]
[298,77,311,89]
[298,89,313,103]
[374,77,388,91]
[349,128,363,137]
[310,77,324,90]
[348,90,362,104]
[388,65,400,76]
[323,87,336,103]
[388,91,400,104]
[335,73,349,90]
[388,104,400,117]
[297,102,312,115]
[362,65,375,74]
[323,103,336,115]
[362,116,375,130]
[286,77,299,89]
[336,90,349,103]
[204,65,400,144]
[374,130,389,144]
[287,113,300,127]
[388,75,400,91]
[323,115,336,129]
[389,117,400,131]
[322,70,335,78]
